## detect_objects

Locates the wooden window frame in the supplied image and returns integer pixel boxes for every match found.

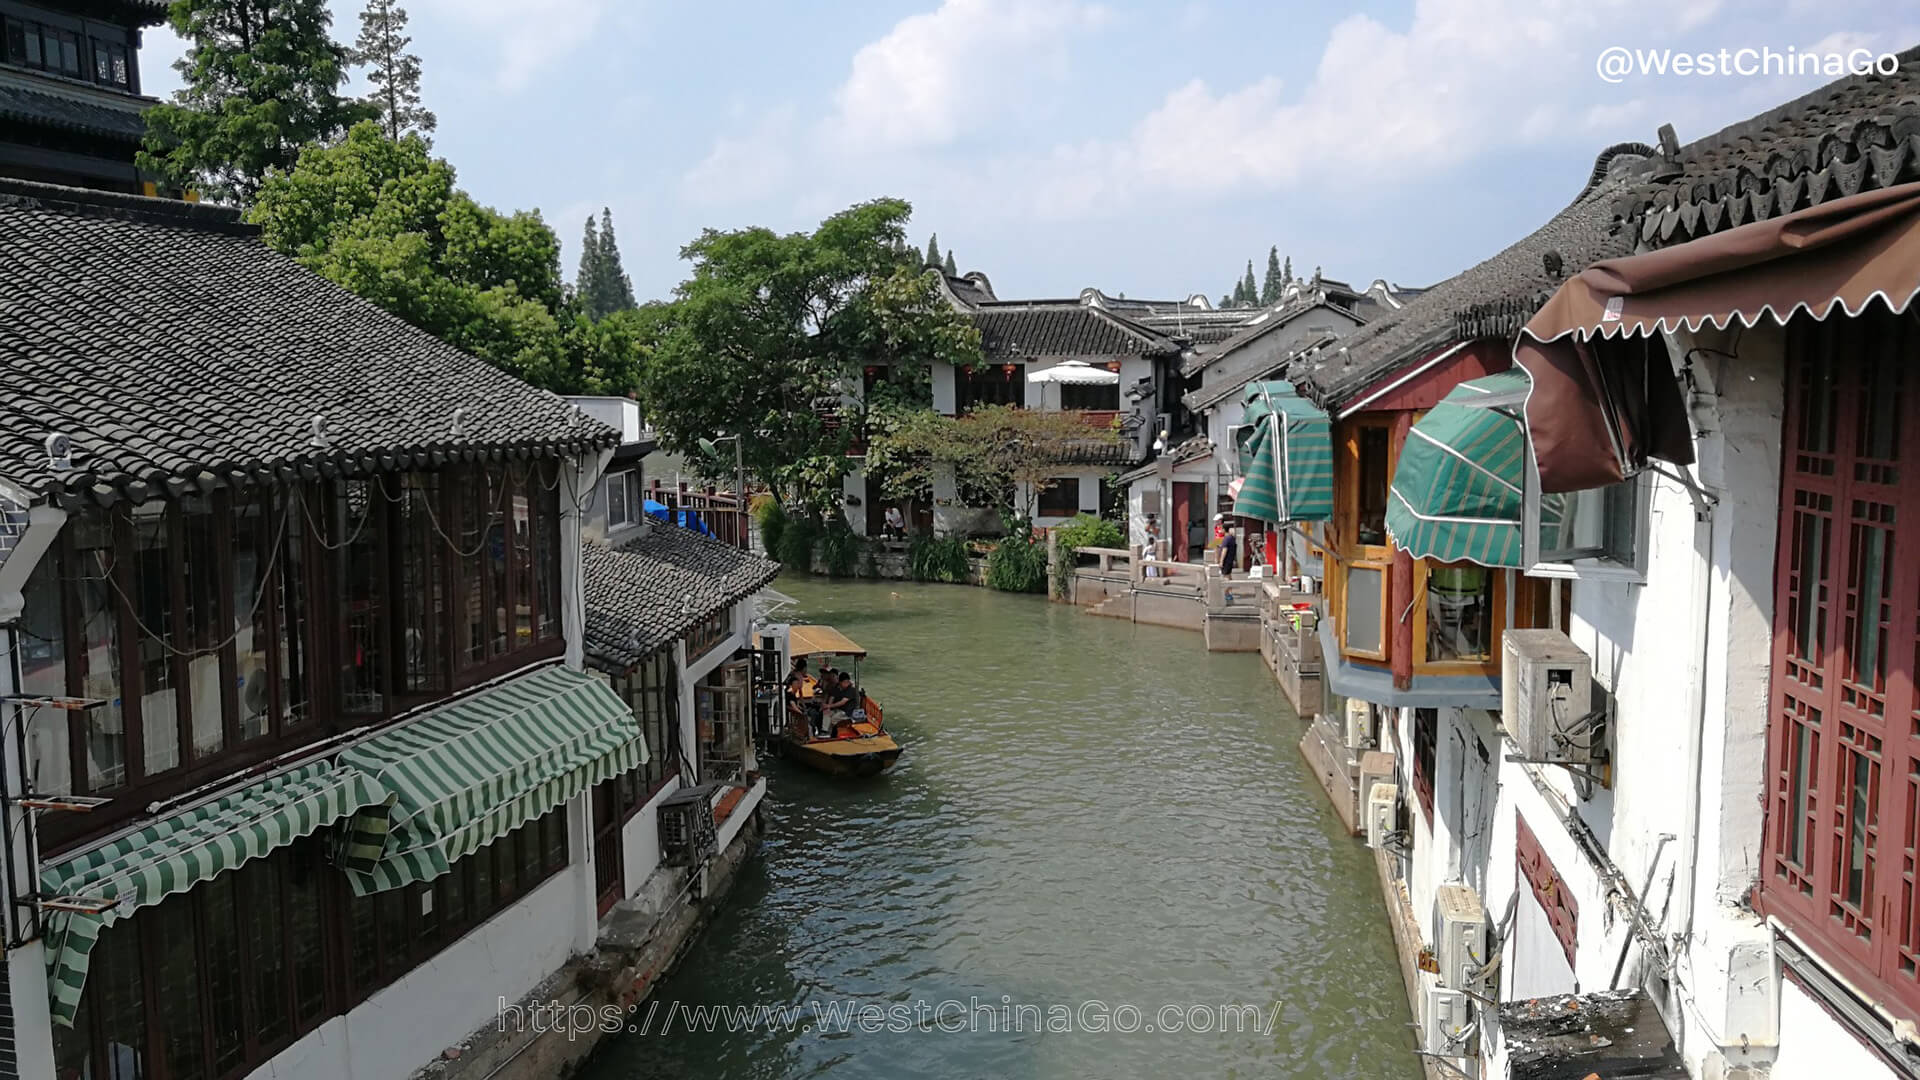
[34,465,569,856]
[1035,478,1082,518]
[1760,309,1920,1024]
[1326,415,1401,665]
[1411,707,1437,821]
[1410,561,1511,675]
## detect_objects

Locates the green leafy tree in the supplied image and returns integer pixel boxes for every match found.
[1261,246,1283,305]
[351,0,434,142]
[249,123,633,392]
[942,249,958,276]
[140,0,374,203]
[575,215,602,311]
[1282,254,1293,284]
[868,404,1120,520]
[1241,260,1258,307]
[639,199,981,517]
[1218,293,1231,308]
[924,232,940,269]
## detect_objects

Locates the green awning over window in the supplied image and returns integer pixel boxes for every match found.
[1233,380,1333,524]
[338,664,645,895]
[1387,372,1562,568]
[41,761,387,1028]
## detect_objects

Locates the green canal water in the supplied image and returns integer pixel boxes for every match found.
[580,577,1419,1080]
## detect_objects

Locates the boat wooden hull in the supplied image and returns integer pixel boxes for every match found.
[784,734,902,777]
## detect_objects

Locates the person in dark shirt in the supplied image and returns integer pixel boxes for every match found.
[1219,527,1238,579]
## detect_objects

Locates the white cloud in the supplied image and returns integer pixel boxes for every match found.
[414,0,610,91]
[830,0,1109,150]
[680,107,798,207]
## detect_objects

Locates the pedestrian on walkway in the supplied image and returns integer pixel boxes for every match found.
[1219,526,1238,579]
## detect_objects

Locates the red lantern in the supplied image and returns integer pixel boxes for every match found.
[1105,361,1121,373]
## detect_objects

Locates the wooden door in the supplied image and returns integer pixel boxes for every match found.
[1173,482,1195,562]
[591,780,624,916]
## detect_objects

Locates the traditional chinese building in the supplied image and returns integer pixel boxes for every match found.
[0,0,164,193]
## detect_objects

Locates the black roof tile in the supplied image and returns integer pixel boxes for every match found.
[0,77,148,142]
[971,302,1179,360]
[581,525,782,672]
[1622,46,1920,247]
[0,180,618,505]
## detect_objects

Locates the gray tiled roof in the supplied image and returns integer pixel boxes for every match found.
[0,179,618,505]
[1290,144,1654,409]
[581,525,782,672]
[0,79,149,142]
[972,302,1179,360]
[1622,46,1920,248]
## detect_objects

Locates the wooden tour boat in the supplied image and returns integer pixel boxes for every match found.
[775,624,902,777]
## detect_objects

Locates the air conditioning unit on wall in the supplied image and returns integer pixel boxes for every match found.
[1421,986,1473,1056]
[1365,782,1398,849]
[1502,630,1596,765]
[1344,697,1373,750]
[1433,883,1491,991]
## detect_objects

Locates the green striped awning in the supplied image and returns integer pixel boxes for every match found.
[1387,372,1564,567]
[41,761,387,1027]
[337,665,646,895]
[1233,380,1333,524]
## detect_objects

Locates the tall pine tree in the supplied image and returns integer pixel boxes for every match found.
[1261,247,1283,305]
[942,250,957,276]
[1240,260,1258,307]
[592,208,637,318]
[576,216,603,312]
[924,233,941,269]
[140,0,374,203]
[351,0,436,143]
[1282,255,1293,284]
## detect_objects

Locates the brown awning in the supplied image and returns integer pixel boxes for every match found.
[1516,181,1920,492]
[788,624,867,658]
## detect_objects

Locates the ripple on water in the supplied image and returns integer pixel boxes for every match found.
[580,578,1419,1080]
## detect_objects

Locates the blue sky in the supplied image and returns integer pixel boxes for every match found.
[144,0,1915,305]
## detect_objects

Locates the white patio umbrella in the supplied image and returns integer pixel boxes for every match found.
[1025,359,1121,385]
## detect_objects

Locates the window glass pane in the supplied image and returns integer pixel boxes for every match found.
[459,470,487,666]
[131,511,180,777]
[396,474,447,695]
[487,469,510,655]
[94,40,109,81]
[58,32,78,74]
[1344,565,1384,654]
[606,472,629,527]
[72,515,127,791]
[347,891,377,993]
[337,480,386,713]
[5,22,26,66]
[242,858,289,1047]
[233,496,272,741]
[203,874,245,1074]
[179,501,224,760]
[21,550,73,795]
[1426,565,1493,662]
[512,474,533,652]
[286,844,326,1025]
[440,860,468,940]
[94,917,147,1080]
[1847,512,1893,692]
[535,470,561,641]
[277,490,310,728]
[1356,427,1390,547]
[25,24,41,66]
[151,899,206,1080]
[376,888,408,979]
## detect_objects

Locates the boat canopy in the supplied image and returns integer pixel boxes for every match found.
[789,624,868,658]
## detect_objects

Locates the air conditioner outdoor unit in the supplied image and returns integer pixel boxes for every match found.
[1421,986,1473,1057]
[1344,697,1373,751]
[1365,782,1398,849]
[658,782,722,867]
[1358,750,1395,810]
[1502,630,1596,765]
[1433,883,1491,991]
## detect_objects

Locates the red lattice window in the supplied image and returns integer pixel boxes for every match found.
[1763,309,1920,1020]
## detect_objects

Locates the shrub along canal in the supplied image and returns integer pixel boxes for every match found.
[581,576,1418,1079]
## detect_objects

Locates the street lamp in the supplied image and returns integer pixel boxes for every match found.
[698,435,746,550]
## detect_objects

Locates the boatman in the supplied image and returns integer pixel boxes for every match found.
[786,657,816,733]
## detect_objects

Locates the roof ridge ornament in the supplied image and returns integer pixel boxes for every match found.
[451,407,472,438]
[44,433,71,473]
[307,414,329,449]
[1652,123,1685,182]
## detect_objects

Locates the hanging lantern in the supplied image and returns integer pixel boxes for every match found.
[1105,361,1121,373]
[1002,363,1016,379]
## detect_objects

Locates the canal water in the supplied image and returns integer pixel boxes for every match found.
[581,577,1418,1080]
